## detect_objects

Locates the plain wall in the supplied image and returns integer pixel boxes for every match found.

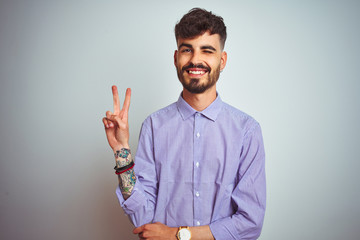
[1,0,359,239]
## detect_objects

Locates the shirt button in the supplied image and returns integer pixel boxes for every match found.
[196,162,199,168]
[195,192,200,197]
[196,132,200,138]
[196,221,201,226]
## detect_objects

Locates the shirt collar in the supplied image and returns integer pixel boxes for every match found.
[176,92,223,122]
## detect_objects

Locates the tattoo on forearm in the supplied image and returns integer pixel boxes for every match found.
[118,168,136,199]
[115,148,132,168]
[114,148,136,199]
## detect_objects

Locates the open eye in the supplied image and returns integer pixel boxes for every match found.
[181,48,192,53]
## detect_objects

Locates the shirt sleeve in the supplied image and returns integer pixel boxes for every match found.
[116,120,158,227]
[209,123,266,240]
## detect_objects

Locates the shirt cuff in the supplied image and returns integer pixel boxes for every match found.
[115,181,146,215]
[209,217,239,240]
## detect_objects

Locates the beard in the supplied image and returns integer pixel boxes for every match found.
[176,64,221,94]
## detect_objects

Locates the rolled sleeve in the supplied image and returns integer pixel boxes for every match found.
[116,181,146,215]
[210,123,266,240]
[210,217,240,239]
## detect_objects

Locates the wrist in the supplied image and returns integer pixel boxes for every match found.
[114,148,132,168]
[113,144,130,153]
[114,160,134,175]
[176,226,192,240]
[170,227,178,240]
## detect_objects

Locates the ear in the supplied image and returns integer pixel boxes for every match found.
[220,51,227,71]
[174,50,178,67]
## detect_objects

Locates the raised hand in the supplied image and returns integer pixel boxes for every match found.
[103,86,131,151]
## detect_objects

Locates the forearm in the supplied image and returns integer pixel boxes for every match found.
[133,223,214,240]
[189,225,214,240]
[114,148,136,200]
[117,168,136,199]
[162,225,214,240]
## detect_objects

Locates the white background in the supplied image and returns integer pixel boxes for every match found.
[1,0,359,239]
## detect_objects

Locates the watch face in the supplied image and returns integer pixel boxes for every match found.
[179,228,191,240]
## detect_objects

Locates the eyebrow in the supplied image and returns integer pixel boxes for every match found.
[201,45,217,51]
[178,43,193,49]
[178,43,217,52]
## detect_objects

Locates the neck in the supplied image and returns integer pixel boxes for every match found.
[182,86,217,111]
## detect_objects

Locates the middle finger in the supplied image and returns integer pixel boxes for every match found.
[112,85,121,114]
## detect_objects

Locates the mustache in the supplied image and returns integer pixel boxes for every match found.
[182,63,211,72]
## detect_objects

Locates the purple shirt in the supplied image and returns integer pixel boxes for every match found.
[116,94,266,239]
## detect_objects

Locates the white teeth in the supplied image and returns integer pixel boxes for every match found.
[189,70,205,74]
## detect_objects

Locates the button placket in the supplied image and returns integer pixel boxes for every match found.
[193,112,203,227]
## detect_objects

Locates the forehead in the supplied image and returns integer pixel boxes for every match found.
[177,31,221,49]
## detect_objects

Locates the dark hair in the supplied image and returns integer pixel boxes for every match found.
[175,8,227,49]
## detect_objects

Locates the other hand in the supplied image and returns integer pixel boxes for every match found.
[102,86,131,150]
[133,222,177,240]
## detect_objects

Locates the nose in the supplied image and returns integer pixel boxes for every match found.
[189,50,202,65]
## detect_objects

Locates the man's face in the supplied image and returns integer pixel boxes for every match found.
[174,31,227,94]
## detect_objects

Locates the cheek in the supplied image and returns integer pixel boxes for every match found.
[206,61,219,70]
[177,59,188,69]
[177,56,188,65]
[177,54,192,64]
[204,55,221,65]
[211,58,223,68]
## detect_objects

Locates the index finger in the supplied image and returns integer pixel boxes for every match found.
[112,85,120,114]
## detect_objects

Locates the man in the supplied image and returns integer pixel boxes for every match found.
[103,8,266,240]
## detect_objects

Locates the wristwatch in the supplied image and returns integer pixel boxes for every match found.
[177,226,191,240]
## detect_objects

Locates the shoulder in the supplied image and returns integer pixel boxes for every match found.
[220,101,260,137]
[141,102,178,129]
[149,102,178,119]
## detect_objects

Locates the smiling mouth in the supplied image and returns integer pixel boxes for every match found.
[182,64,211,77]
[187,69,207,75]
